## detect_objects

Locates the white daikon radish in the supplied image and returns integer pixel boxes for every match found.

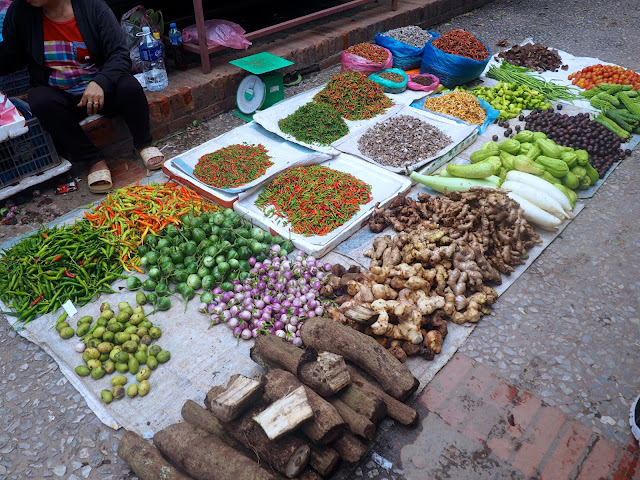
[507,192,563,231]
[501,180,570,219]
[505,170,573,213]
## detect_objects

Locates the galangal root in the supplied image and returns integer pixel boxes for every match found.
[324,189,540,362]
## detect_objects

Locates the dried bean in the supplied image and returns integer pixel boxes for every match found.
[380,26,432,48]
[357,115,452,167]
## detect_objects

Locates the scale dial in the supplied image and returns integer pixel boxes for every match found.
[236,74,266,114]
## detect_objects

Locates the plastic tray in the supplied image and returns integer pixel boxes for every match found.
[233,154,412,256]
[332,104,478,174]
[0,98,61,188]
[162,122,331,207]
[0,69,30,97]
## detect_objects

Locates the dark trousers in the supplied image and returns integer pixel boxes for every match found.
[27,74,152,167]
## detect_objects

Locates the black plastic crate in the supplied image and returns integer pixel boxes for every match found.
[0,69,30,97]
[0,98,61,187]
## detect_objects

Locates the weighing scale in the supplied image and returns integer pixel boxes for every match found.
[230,52,294,122]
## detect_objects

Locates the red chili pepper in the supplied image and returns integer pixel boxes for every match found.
[432,30,489,61]
[53,254,62,262]
[64,269,76,278]
[30,293,43,307]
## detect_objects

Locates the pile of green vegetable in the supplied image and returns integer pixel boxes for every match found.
[130,209,292,307]
[57,299,171,403]
[470,81,552,120]
[278,102,349,146]
[486,62,580,101]
[0,220,123,325]
[580,83,640,138]
[411,131,601,210]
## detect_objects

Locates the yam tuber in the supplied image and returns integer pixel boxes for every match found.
[301,317,419,400]
[118,430,192,480]
[153,423,279,480]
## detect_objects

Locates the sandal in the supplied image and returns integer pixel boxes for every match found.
[138,146,165,171]
[87,167,113,194]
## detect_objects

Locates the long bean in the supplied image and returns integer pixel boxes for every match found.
[486,65,580,101]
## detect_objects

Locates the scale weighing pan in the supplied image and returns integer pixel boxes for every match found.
[230,52,294,75]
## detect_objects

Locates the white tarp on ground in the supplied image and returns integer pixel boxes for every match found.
[0,43,634,436]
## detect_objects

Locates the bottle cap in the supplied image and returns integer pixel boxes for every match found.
[141,26,151,34]
[153,32,160,39]
[170,22,177,28]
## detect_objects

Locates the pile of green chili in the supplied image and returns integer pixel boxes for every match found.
[278,102,349,146]
[0,220,124,325]
[313,72,394,120]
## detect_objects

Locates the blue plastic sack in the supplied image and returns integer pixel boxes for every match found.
[409,92,499,134]
[374,32,425,71]
[420,31,491,88]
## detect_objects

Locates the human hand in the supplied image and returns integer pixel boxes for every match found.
[77,81,105,115]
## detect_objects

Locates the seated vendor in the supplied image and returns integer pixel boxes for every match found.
[0,0,164,193]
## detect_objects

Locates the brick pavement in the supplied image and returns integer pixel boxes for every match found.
[410,354,640,480]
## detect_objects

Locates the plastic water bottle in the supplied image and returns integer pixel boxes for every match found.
[0,10,6,42]
[168,23,187,71]
[138,26,168,91]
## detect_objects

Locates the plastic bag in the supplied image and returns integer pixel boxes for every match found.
[420,31,491,88]
[374,32,425,71]
[368,69,408,94]
[406,73,440,93]
[182,20,251,50]
[120,6,162,73]
[340,46,392,74]
[410,92,499,134]
[0,0,11,42]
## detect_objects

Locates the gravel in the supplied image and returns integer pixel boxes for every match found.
[357,115,452,167]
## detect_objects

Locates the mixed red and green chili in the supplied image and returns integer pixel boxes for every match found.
[313,72,394,120]
[345,43,389,64]
[194,143,274,189]
[255,165,372,236]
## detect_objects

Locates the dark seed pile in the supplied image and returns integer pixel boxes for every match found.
[357,115,452,167]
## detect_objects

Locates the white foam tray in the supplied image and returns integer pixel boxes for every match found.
[163,121,331,195]
[253,85,403,155]
[234,154,412,256]
[0,94,28,142]
[332,104,478,174]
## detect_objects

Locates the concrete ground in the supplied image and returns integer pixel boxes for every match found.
[1,0,640,479]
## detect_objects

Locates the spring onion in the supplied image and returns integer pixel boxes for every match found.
[486,65,580,102]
